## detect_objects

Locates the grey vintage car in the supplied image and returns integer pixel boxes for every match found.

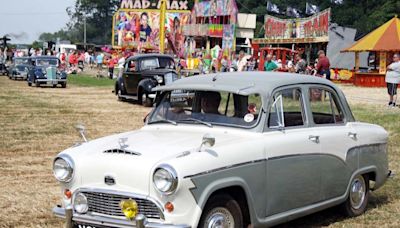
[9,57,32,80]
[52,72,391,227]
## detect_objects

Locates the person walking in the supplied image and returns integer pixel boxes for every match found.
[316,50,331,80]
[264,54,278,72]
[385,53,400,107]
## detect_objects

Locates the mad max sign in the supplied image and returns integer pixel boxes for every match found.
[264,8,330,43]
[120,0,189,10]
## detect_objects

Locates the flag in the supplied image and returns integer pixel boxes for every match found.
[305,2,319,15]
[286,7,300,18]
[267,1,280,14]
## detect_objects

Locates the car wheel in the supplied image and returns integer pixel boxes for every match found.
[52,84,57,88]
[117,88,125,101]
[342,174,369,217]
[28,82,32,86]
[141,93,153,107]
[61,82,67,88]
[198,194,243,228]
[35,81,40,87]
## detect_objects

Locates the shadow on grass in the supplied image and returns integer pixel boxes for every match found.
[274,193,390,227]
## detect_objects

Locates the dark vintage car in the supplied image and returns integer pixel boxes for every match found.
[27,56,67,88]
[9,57,32,80]
[115,54,179,106]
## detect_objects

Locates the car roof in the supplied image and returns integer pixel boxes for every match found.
[127,54,174,61]
[32,56,58,60]
[154,71,338,95]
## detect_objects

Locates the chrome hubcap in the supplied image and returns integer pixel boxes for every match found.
[206,207,234,228]
[350,175,366,209]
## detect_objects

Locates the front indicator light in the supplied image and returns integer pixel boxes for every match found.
[120,199,138,220]
[64,189,72,199]
[165,202,174,212]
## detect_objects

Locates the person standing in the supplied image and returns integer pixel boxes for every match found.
[295,54,307,74]
[139,12,152,43]
[237,50,248,72]
[385,53,400,107]
[264,54,278,72]
[316,50,331,80]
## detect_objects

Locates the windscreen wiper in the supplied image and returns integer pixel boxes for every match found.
[149,119,177,125]
[178,118,212,128]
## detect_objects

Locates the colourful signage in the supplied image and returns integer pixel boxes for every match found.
[264,8,330,42]
[120,0,189,10]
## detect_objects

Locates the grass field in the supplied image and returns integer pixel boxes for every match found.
[0,76,398,227]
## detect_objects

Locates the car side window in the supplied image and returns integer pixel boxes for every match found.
[269,88,304,128]
[309,88,345,125]
[126,60,137,72]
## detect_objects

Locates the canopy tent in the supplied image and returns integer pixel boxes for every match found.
[342,16,400,52]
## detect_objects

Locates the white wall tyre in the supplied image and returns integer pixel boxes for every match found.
[199,194,243,228]
[342,174,369,217]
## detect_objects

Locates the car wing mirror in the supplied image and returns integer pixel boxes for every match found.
[269,94,285,130]
[198,133,216,152]
[75,124,88,142]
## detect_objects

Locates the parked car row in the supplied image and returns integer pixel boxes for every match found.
[2,56,68,88]
[53,71,391,227]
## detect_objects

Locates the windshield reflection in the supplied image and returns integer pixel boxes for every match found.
[148,90,262,128]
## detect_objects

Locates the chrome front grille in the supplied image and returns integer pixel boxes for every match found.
[81,191,162,219]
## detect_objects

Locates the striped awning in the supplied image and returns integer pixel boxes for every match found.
[342,16,400,52]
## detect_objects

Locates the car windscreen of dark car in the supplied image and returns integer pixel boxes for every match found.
[36,59,58,67]
[149,90,262,128]
[140,57,174,70]
[14,59,30,65]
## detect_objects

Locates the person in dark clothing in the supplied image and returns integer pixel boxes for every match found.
[139,12,152,42]
[316,50,331,80]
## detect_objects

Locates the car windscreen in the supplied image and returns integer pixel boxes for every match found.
[148,90,263,128]
[36,59,58,66]
[14,59,30,65]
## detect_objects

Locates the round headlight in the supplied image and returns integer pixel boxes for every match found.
[53,156,74,182]
[155,75,163,83]
[74,193,88,214]
[153,165,178,194]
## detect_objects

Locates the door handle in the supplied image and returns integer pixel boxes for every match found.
[348,132,357,140]
[309,135,320,143]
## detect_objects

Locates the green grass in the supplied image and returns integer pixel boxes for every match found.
[67,74,116,87]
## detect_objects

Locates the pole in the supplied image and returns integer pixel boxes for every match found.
[159,0,167,54]
[84,16,87,50]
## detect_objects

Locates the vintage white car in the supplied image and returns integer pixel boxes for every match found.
[53,72,391,228]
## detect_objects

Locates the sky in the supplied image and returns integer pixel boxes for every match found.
[0,0,75,44]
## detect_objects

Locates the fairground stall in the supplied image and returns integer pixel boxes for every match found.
[341,16,400,87]
[112,0,191,56]
[252,9,331,71]
[182,0,238,58]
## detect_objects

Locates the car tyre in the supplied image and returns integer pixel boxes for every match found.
[198,194,243,228]
[61,82,67,88]
[141,93,153,107]
[117,87,126,101]
[28,82,32,86]
[341,174,369,217]
[35,81,40,87]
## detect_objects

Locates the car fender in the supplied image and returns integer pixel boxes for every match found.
[138,78,157,95]
[193,177,258,225]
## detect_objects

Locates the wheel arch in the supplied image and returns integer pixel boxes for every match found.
[195,178,255,226]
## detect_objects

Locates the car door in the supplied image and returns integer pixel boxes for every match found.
[264,87,322,217]
[307,86,359,200]
[123,59,141,95]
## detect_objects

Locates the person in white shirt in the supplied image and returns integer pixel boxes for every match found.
[385,53,400,107]
[237,50,248,72]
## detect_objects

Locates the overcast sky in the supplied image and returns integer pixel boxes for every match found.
[0,0,75,44]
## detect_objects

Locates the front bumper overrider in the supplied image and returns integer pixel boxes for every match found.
[53,206,190,228]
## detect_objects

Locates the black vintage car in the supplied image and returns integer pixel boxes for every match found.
[115,54,179,106]
[9,57,32,80]
[27,56,67,88]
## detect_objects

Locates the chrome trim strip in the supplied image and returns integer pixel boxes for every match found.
[75,187,165,218]
[184,159,266,179]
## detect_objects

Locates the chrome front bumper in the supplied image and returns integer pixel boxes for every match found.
[53,206,190,228]
[37,79,66,83]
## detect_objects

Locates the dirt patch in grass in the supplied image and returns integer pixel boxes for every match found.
[0,76,398,227]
